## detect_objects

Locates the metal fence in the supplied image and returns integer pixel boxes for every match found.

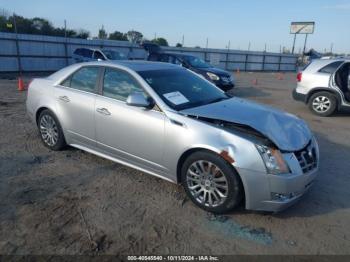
[0,32,298,73]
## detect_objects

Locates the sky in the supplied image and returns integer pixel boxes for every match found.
[1,0,350,53]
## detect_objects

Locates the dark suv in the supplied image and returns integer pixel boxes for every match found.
[142,43,235,91]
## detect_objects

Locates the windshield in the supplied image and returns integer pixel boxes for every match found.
[138,69,228,110]
[103,50,126,60]
[183,56,211,68]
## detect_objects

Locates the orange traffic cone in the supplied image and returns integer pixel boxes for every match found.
[18,77,25,91]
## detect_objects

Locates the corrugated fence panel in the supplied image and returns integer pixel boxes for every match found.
[0,57,18,71]
[0,32,297,72]
[0,40,17,55]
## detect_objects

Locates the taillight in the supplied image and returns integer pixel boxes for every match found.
[296,72,302,82]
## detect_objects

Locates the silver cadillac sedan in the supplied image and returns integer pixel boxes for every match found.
[26,61,319,213]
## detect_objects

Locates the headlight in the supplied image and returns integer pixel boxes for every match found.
[206,72,220,81]
[255,145,290,175]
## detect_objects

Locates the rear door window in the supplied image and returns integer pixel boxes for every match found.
[160,54,170,63]
[61,67,100,93]
[74,48,83,55]
[319,61,343,74]
[82,49,93,58]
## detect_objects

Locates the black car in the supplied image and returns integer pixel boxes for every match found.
[142,43,235,91]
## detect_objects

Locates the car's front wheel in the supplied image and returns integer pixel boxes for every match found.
[181,151,243,214]
[308,92,337,117]
[38,109,66,150]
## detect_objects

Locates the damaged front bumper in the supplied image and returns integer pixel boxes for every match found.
[236,138,319,212]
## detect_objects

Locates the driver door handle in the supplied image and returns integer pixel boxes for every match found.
[58,95,70,103]
[96,107,111,116]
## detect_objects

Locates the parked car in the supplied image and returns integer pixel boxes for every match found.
[72,48,127,63]
[293,59,350,116]
[142,43,235,91]
[27,61,318,213]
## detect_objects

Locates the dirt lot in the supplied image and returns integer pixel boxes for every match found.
[0,72,350,255]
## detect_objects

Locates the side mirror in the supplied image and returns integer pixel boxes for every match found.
[126,92,154,109]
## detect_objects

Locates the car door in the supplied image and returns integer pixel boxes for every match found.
[330,62,350,103]
[95,67,167,174]
[55,66,102,148]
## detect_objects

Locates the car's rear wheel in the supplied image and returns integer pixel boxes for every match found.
[181,151,243,214]
[38,109,66,150]
[308,92,337,117]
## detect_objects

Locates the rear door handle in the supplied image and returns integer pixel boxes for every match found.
[96,107,111,116]
[58,96,70,103]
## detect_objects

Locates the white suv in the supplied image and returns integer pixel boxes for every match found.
[293,59,350,116]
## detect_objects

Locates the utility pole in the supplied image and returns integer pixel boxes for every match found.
[64,20,68,66]
[248,42,251,51]
[182,35,184,47]
[206,38,208,49]
[264,43,267,52]
[13,13,22,76]
[330,43,334,54]
[227,40,230,51]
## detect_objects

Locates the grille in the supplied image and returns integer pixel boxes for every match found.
[294,143,317,173]
[221,76,232,83]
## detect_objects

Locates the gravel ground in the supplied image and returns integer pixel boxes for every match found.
[0,72,350,255]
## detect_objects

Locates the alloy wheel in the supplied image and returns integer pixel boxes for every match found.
[39,114,59,146]
[312,96,331,113]
[186,160,228,207]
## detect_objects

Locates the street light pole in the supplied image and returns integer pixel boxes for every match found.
[291,33,297,54]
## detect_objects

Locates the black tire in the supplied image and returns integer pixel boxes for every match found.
[181,151,243,214]
[308,91,337,117]
[37,109,66,151]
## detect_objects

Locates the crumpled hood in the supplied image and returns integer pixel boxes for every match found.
[180,97,312,151]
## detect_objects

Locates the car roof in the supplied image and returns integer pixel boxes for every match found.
[106,60,180,71]
[49,60,180,81]
[162,52,195,58]
[75,47,101,52]
[304,58,347,72]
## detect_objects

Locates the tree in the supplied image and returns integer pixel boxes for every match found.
[127,30,143,44]
[109,30,127,41]
[152,37,168,46]
[98,25,107,39]
[31,17,55,35]
[75,29,90,39]
[175,43,182,48]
